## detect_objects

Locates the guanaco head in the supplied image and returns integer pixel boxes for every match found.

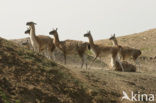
[22,40,29,45]
[49,28,58,36]
[109,34,116,40]
[25,28,30,34]
[84,31,91,37]
[26,21,37,26]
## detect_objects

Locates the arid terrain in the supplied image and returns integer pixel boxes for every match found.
[1,28,156,103]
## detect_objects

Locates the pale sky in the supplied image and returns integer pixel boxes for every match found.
[0,0,156,41]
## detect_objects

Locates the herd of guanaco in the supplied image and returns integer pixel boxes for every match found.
[25,21,142,72]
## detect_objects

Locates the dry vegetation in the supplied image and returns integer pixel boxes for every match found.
[1,28,156,103]
[0,37,93,103]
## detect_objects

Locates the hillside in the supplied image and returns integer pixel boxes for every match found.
[0,37,95,103]
[3,28,156,103]
[96,28,156,57]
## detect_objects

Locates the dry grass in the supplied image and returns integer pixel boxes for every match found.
[0,37,94,103]
[5,28,156,103]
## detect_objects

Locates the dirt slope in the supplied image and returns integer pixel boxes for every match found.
[0,37,94,103]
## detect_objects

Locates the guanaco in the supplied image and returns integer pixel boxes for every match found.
[84,31,123,70]
[26,22,55,59]
[109,34,141,61]
[49,28,90,69]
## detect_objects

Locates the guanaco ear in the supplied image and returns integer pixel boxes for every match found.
[56,28,58,31]
[89,30,90,33]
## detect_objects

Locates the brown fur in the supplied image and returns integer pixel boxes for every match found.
[115,60,136,72]
[26,22,55,59]
[118,46,141,60]
[109,34,141,61]
[49,29,89,69]
[84,31,120,68]
[35,35,55,52]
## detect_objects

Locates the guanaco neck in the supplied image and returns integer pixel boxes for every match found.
[88,35,95,47]
[30,25,36,38]
[111,38,119,46]
[29,25,37,42]
[53,32,60,46]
